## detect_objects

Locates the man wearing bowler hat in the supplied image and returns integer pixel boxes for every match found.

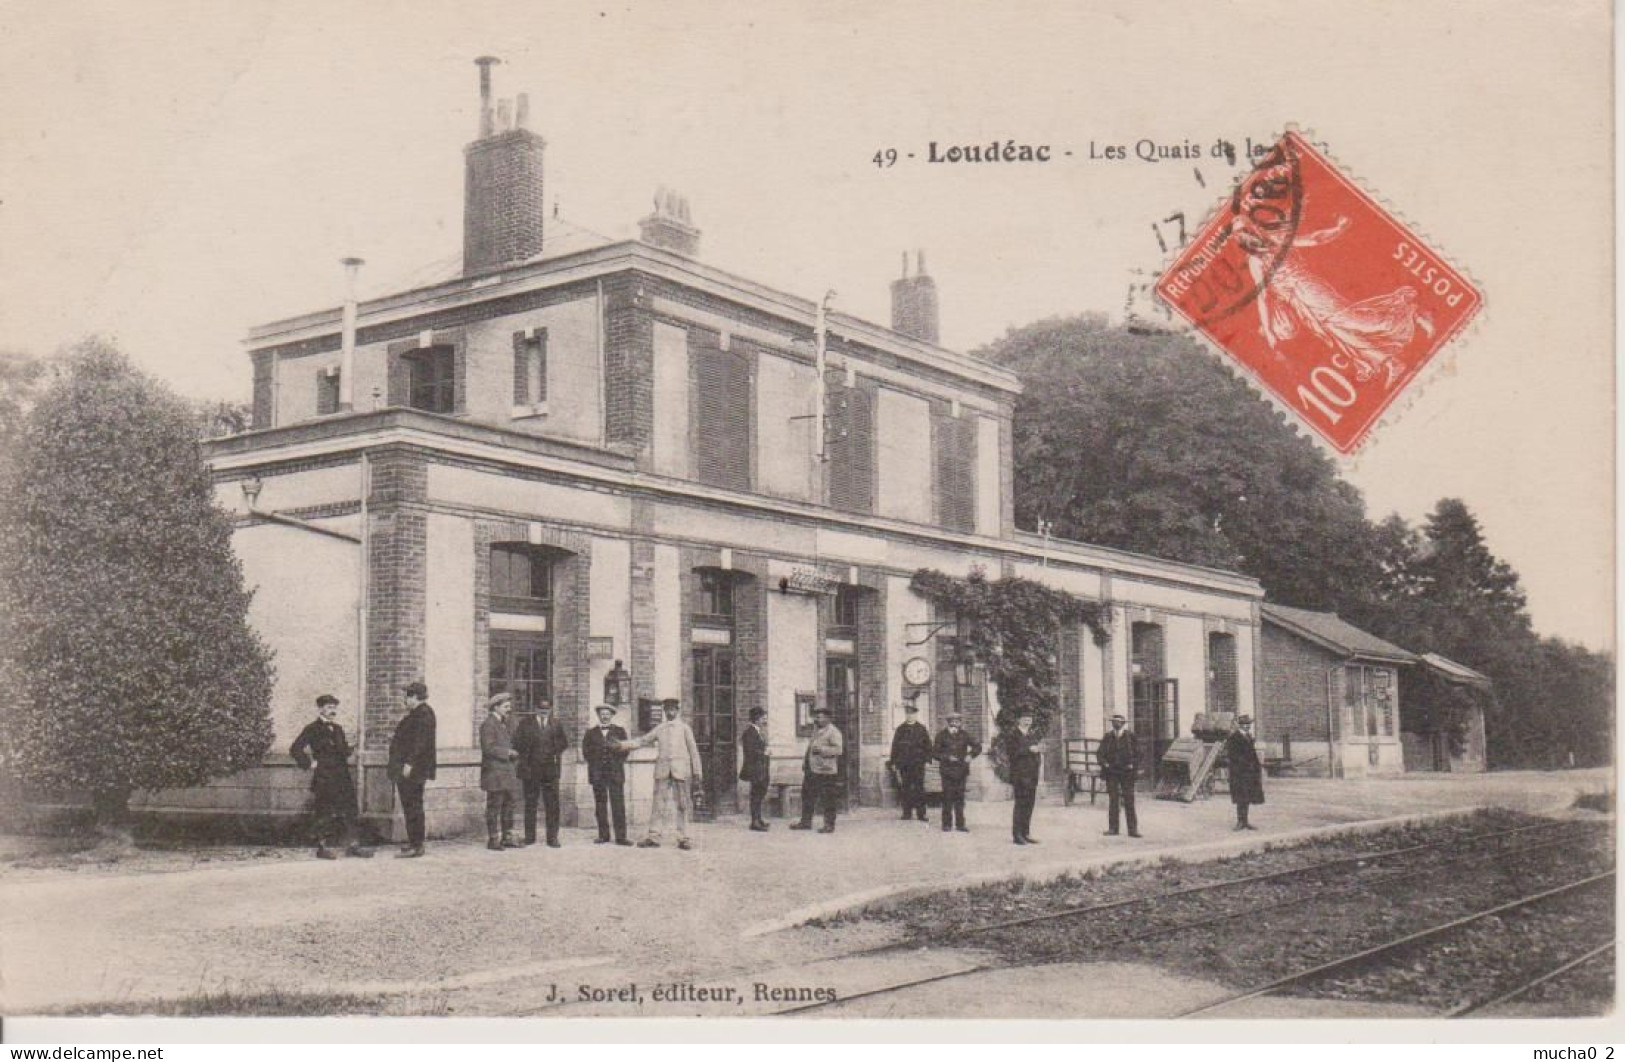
[581,704,632,845]
[289,694,372,860]
[888,700,933,822]
[387,681,437,858]
[1098,712,1142,838]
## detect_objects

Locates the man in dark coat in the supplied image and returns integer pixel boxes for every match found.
[386,681,437,858]
[515,701,570,847]
[581,703,632,845]
[1226,714,1265,830]
[479,692,522,851]
[738,706,771,831]
[1003,711,1043,845]
[290,694,372,859]
[1098,712,1142,838]
[934,712,981,833]
[888,701,932,822]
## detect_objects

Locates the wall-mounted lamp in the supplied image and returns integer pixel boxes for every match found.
[604,659,631,708]
[240,476,264,511]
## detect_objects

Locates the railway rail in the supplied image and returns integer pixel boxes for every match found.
[1174,870,1615,1018]
[771,820,1611,1017]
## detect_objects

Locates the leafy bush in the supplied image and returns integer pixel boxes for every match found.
[0,340,274,823]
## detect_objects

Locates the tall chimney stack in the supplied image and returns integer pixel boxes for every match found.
[463,56,547,276]
[890,249,940,343]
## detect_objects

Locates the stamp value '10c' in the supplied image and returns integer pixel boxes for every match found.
[1155,131,1482,454]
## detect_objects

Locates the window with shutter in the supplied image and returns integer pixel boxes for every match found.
[405,346,456,413]
[512,330,548,408]
[826,376,874,514]
[692,343,751,491]
[935,411,976,532]
[315,369,340,416]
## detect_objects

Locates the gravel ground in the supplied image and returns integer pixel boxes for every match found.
[1298,882,1615,1013]
[0,769,1605,1017]
[853,807,1540,939]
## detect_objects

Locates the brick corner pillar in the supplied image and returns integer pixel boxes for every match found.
[602,273,655,464]
[363,447,429,759]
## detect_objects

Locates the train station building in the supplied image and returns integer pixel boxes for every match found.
[163,64,1266,836]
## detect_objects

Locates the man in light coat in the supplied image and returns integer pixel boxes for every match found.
[624,699,704,850]
[790,705,844,834]
[479,692,522,851]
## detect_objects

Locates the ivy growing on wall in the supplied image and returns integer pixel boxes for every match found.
[909,568,1111,753]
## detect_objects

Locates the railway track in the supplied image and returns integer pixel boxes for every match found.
[771,819,1610,1017]
[1175,870,1615,1018]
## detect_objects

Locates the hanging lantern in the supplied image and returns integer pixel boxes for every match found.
[604,659,631,707]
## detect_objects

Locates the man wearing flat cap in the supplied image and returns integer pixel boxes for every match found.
[1098,712,1142,838]
[581,704,632,845]
[933,711,980,833]
[1225,714,1265,831]
[888,700,932,823]
[386,681,436,858]
[479,692,522,851]
[289,694,372,860]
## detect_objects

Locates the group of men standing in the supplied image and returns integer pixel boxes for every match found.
[289,682,1265,857]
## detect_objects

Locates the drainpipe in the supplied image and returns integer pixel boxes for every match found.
[338,257,364,411]
[596,277,606,445]
[356,452,371,815]
[814,290,835,463]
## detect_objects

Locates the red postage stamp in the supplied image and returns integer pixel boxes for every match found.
[1155,131,1482,453]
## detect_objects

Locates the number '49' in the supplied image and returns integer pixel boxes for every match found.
[873,148,897,168]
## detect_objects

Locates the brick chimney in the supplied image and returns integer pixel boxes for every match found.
[463,56,546,276]
[890,250,939,343]
[637,187,701,257]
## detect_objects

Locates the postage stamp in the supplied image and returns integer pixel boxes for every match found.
[1155,130,1483,454]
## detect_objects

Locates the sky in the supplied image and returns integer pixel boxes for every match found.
[0,0,1613,650]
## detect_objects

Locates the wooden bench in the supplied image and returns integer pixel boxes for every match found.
[1064,737,1103,805]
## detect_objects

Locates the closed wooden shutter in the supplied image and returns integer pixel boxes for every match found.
[512,330,549,406]
[693,342,751,491]
[315,370,339,416]
[387,345,411,406]
[935,410,976,532]
[827,374,874,514]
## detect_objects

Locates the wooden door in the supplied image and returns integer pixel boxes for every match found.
[691,646,738,814]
